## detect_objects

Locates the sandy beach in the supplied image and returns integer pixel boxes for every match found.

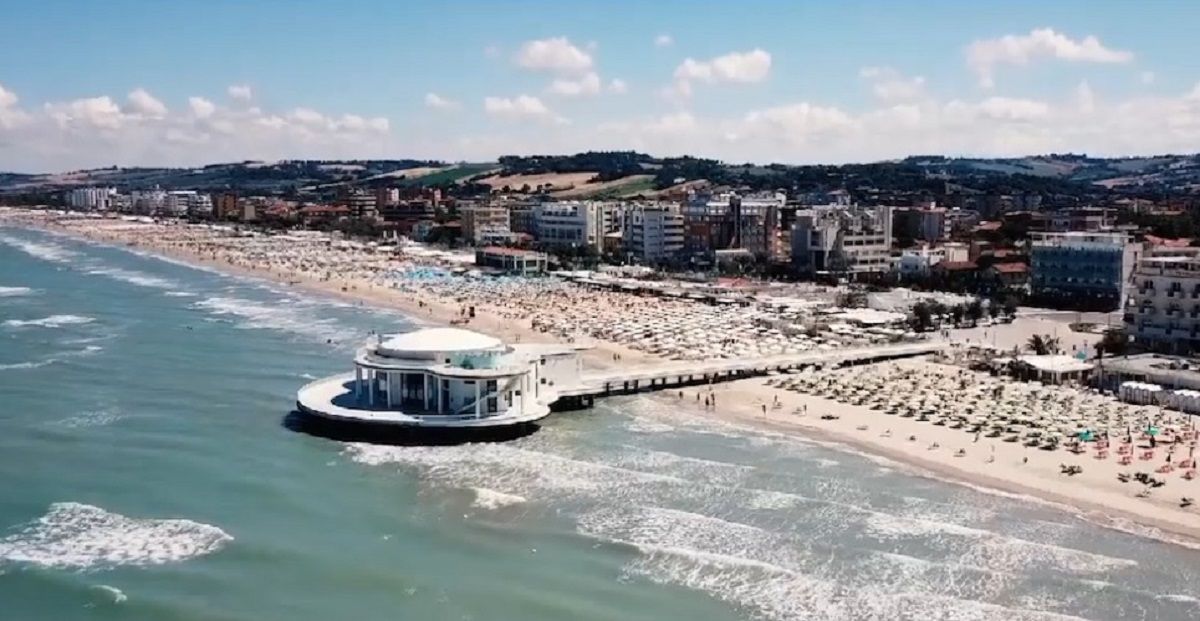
[6,208,1200,544]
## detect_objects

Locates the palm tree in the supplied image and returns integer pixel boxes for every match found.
[1026,334,1061,355]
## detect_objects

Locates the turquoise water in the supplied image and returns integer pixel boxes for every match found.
[2,226,1200,621]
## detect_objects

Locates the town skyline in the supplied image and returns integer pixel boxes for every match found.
[2,1,1200,171]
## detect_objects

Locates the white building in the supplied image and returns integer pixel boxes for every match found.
[66,187,116,211]
[296,328,584,429]
[1126,247,1200,353]
[533,201,624,253]
[160,190,212,217]
[130,189,167,215]
[623,203,684,263]
[791,204,893,276]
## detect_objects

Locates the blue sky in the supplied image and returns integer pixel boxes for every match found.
[1,0,1198,171]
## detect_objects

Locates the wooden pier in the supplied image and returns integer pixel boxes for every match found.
[552,342,947,410]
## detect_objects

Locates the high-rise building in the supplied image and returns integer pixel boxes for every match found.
[343,189,377,220]
[791,205,894,277]
[1029,232,1139,308]
[213,192,240,220]
[461,203,511,245]
[532,201,623,253]
[1126,247,1200,353]
[65,187,115,211]
[623,203,684,263]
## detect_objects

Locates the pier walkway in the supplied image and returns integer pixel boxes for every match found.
[555,341,947,408]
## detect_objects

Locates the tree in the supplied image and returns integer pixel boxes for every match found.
[949,305,965,326]
[987,301,1001,319]
[1097,328,1130,357]
[965,299,984,326]
[910,301,934,332]
[1027,334,1061,355]
[1002,297,1019,318]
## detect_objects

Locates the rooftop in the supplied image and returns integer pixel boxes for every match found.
[377,328,505,358]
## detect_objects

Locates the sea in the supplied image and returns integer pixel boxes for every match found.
[1,225,1199,621]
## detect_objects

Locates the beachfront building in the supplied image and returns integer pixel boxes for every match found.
[1029,232,1139,309]
[297,327,583,429]
[461,203,511,245]
[533,201,623,253]
[66,187,116,211]
[1126,247,1200,353]
[475,246,548,275]
[681,191,787,263]
[622,203,684,264]
[790,204,894,278]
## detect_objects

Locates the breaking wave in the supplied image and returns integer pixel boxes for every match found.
[85,266,177,289]
[0,502,232,570]
[0,232,78,264]
[0,286,34,297]
[4,314,94,329]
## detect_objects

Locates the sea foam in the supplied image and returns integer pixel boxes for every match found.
[0,502,233,569]
[4,315,94,329]
[85,266,177,289]
[0,233,78,264]
[0,286,34,297]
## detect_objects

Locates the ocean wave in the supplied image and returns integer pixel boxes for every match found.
[192,295,353,344]
[163,291,196,298]
[0,502,233,569]
[0,233,78,264]
[53,409,124,429]
[85,266,177,289]
[0,359,57,371]
[92,584,127,604]
[471,488,527,510]
[4,314,94,329]
[0,286,34,297]
[581,505,1091,621]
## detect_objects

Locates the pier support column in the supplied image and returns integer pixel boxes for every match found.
[355,367,362,401]
[475,382,482,419]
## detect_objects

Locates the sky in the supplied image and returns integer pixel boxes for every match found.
[1,0,1199,172]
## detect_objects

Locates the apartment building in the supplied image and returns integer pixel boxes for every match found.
[622,203,684,263]
[1126,248,1200,353]
[65,187,116,211]
[460,203,510,244]
[533,201,623,252]
[790,204,894,277]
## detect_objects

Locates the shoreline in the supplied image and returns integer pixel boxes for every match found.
[5,212,1200,546]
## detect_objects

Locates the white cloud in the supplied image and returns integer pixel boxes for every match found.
[608,78,628,94]
[859,67,926,102]
[0,82,29,129]
[975,96,1051,121]
[0,83,17,108]
[1074,81,1096,114]
[188,96,216,119]
[547,72,602,97]
[483,94,558,122]
[45,96,123,130]
[514,37,593,74]
[671,49,771,97]
[227,84,253,101]
[654,34,673,47]
[0,85,394,171]
[424,92,461,110]
[125,88,167,118]
[1141,71,1156,85]
[967,28,1133,88]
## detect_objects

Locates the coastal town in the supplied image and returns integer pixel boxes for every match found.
[5,156,1200,541]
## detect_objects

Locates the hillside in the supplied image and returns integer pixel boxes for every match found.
[3,151,1198,200]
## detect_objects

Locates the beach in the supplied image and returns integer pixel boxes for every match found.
[5,208,1200,545]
